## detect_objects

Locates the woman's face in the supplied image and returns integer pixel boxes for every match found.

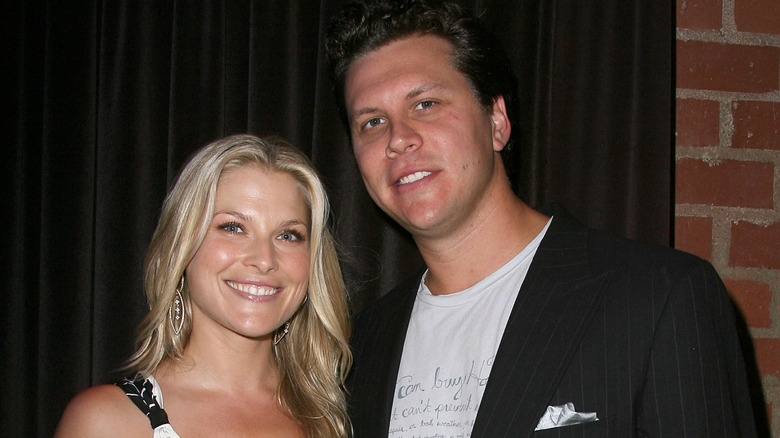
[186,164,310,342]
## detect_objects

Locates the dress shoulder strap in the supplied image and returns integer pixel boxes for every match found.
[116,374,180,437]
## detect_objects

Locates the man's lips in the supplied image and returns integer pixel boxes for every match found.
[397,170,432,185]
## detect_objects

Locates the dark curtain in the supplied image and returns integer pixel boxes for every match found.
[1,1,671,436]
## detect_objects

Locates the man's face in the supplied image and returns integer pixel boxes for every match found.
[344,34,510,241]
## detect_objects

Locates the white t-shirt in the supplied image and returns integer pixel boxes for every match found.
[388,219,551,438]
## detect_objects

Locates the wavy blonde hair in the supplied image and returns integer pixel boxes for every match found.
[125,134,352,437]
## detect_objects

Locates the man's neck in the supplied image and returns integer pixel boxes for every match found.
[416,193,550,296]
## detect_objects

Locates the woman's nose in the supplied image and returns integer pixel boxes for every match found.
[243,238,278,273]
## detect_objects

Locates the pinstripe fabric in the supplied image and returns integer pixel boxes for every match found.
[346,206,757,437]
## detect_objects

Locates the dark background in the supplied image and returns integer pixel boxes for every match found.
[2,1,674,436]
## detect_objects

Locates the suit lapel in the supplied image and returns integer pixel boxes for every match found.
[356,271,421,435]
[472,211,608,437]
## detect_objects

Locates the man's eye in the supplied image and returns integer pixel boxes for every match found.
[415,100,436,110]
[363,117,383,130]
[219,221,243,233]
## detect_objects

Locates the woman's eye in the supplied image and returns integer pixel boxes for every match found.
[278,230,305,242]
[219,221,244,234]
[415,100,436,110]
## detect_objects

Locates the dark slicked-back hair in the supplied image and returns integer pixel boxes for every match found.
[324,0,520,164]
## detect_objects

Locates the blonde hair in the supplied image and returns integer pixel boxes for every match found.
[125,134,352,437]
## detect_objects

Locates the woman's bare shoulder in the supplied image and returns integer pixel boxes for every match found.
[53,384,150,437]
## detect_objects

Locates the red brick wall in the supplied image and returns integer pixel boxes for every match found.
[676,0,780,434]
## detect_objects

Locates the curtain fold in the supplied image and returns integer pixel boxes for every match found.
[1,1,671,436]
[514,0,672,242]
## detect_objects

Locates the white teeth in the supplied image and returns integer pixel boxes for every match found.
[398,171,431,185]
[227,281,278,296]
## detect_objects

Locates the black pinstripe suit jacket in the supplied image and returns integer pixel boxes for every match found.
[347,206,758,437]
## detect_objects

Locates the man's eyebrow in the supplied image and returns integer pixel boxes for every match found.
[406,85,431,100]
[351,106,381,120]
[406,83,443,100]
[349,83,445,123]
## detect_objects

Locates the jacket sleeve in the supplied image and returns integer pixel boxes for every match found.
[636,257,758,437]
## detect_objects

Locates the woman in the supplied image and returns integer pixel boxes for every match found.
[55,134,352,437]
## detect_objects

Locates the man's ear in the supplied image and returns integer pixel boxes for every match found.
[490,96,511,152]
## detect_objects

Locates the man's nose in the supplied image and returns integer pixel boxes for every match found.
[386,119,422,158]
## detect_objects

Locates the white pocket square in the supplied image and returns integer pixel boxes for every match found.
[535,402,599,431]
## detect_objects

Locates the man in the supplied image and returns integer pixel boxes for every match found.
[325,1,758,436]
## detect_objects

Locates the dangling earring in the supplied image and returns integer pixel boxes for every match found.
[273,321,290,345]
[169,276,185,336]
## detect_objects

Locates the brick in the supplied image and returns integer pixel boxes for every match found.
[674,215,713,259]
[729,221,780,269]
[732,101,780,151]
[723,279,772,328]
[734,0,780,34]
[752,338,780,378]
[677,41,780,93]
[677,0,723,30]
[676,99,720,147]
[675,158,774,208]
